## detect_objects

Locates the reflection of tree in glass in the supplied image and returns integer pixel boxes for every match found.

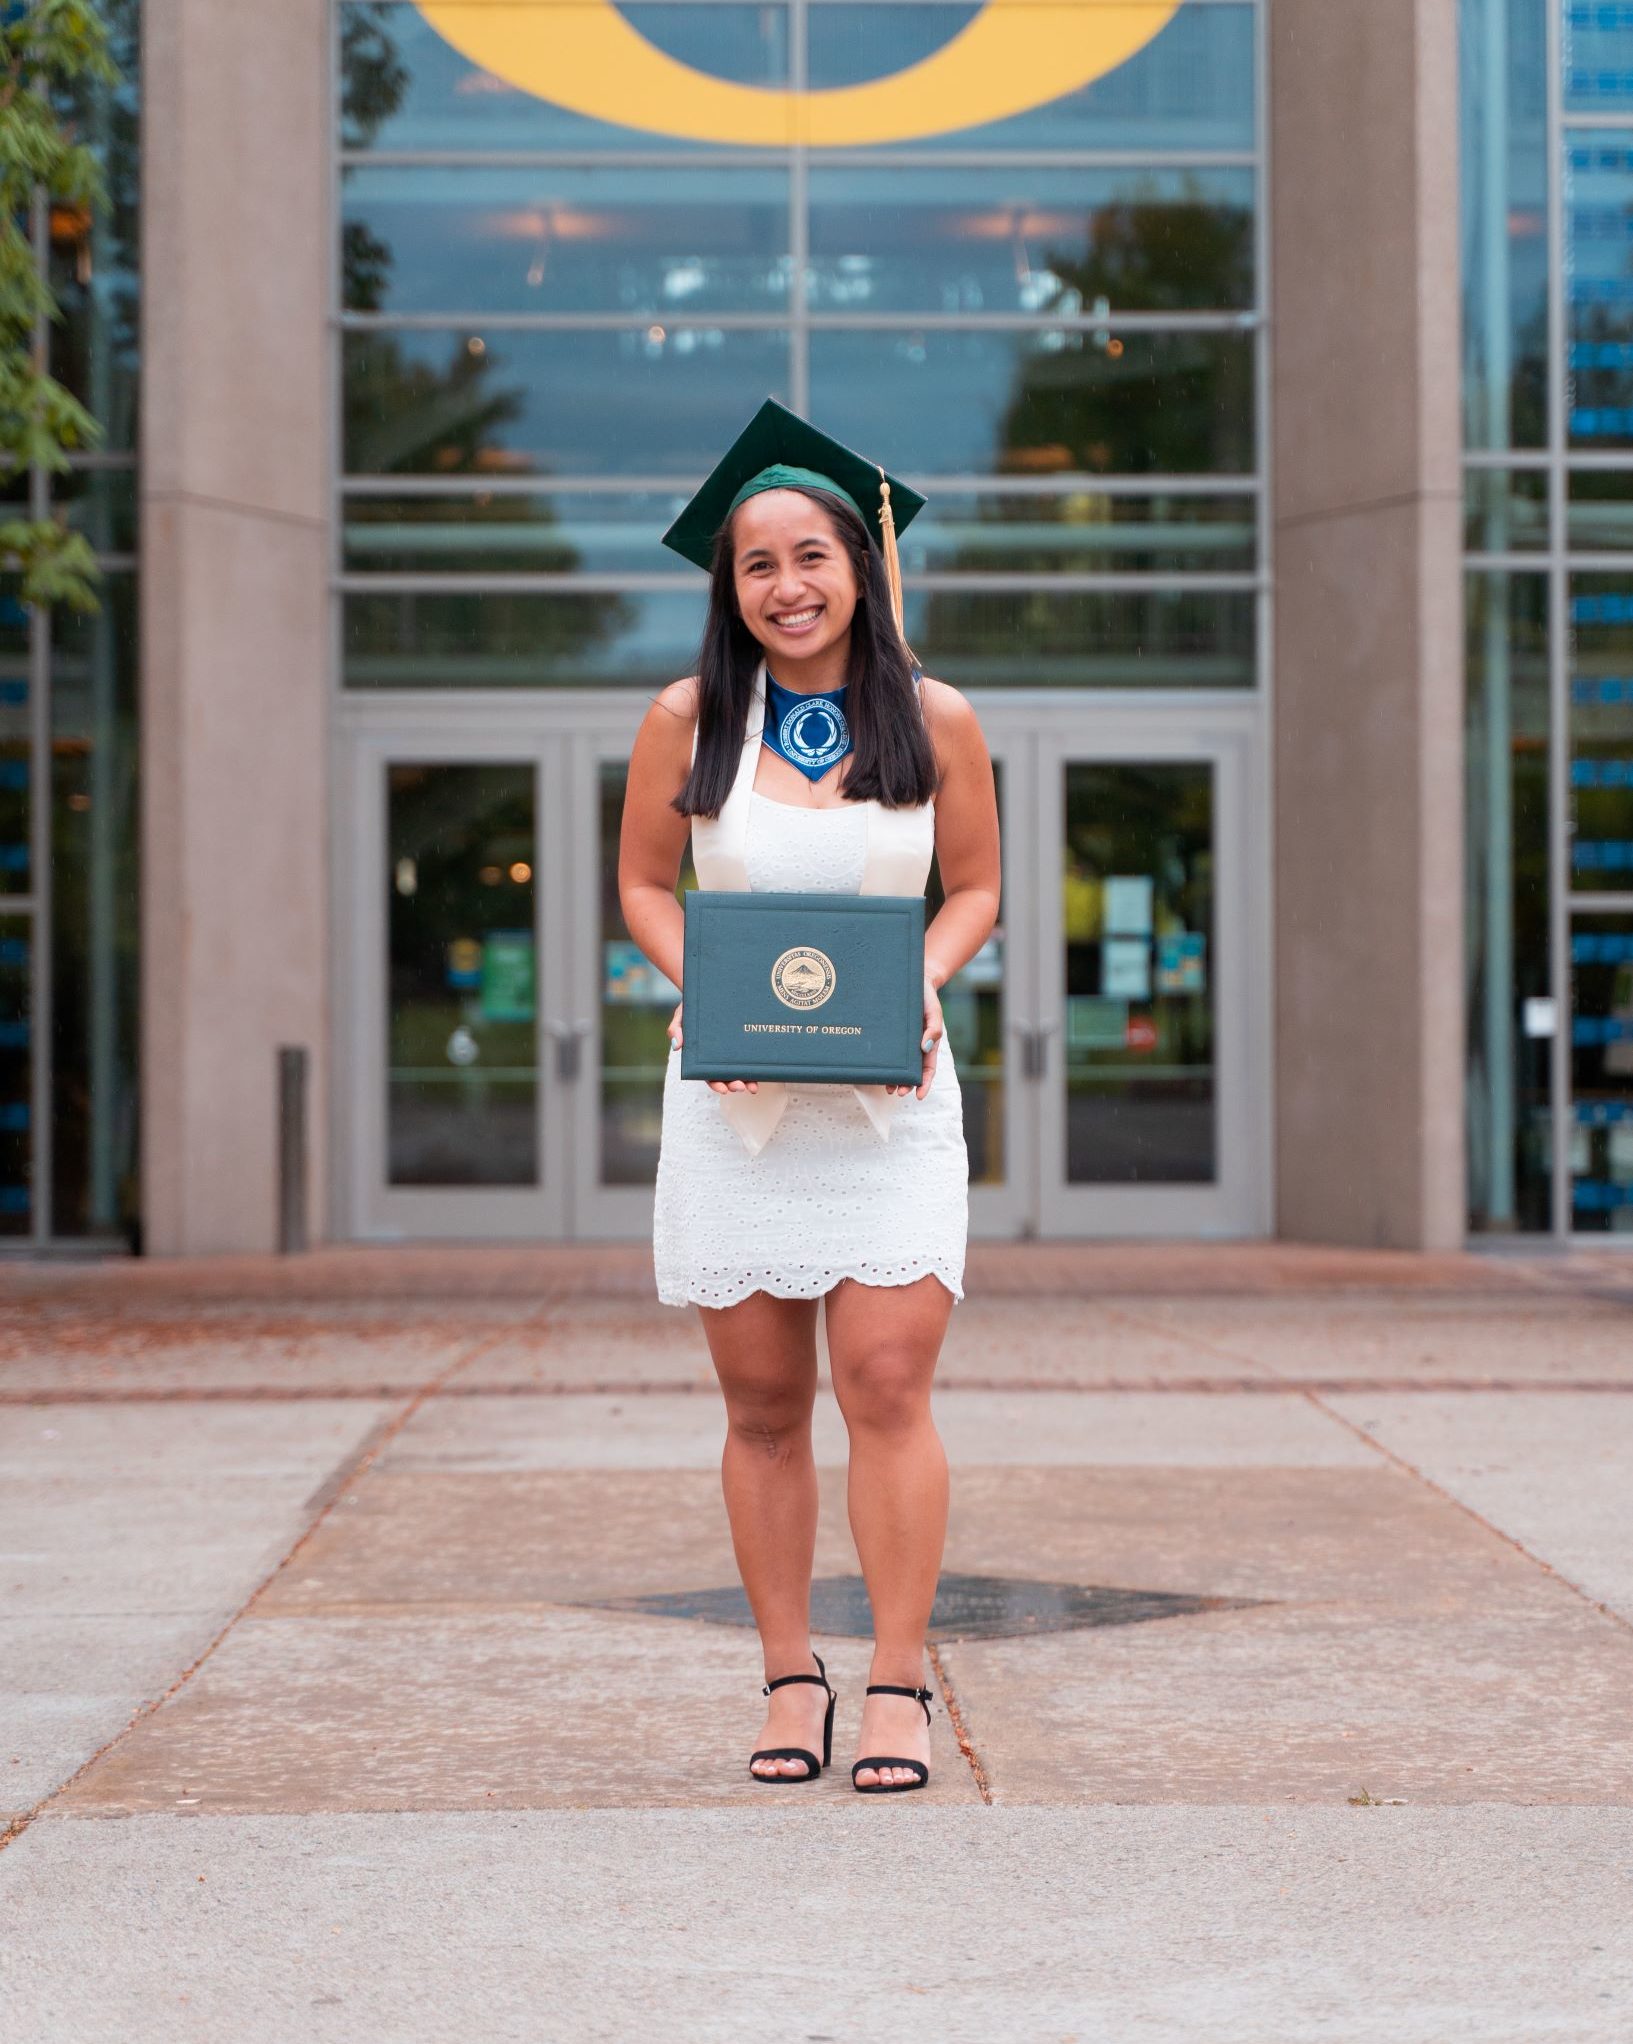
[342,2,410,149]
[339,6,629,669]
[923,184,1254,685]
[1003,183,1253,475]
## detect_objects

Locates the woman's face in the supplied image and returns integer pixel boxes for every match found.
[729,490,860,664]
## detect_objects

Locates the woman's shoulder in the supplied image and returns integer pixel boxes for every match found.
[654,675,701,722]
[917,674,980,738]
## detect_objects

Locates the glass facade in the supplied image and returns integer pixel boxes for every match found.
[337,0,1266,1234]
[338,0,1264,695]
[1464,0,1633,1234]
[0,2,140,1247]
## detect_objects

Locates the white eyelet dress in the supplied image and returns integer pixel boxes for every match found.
[653,666,969,1310]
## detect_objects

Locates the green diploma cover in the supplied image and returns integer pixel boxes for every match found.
[681,891,925,1085]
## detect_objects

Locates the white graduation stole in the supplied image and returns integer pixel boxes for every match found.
[689,662,935,1156]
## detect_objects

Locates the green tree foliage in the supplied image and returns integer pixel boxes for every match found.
[0,0,116,612]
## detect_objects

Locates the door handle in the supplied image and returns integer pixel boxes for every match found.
[1009,1020,1057,1081]
[546,1018,593,1084]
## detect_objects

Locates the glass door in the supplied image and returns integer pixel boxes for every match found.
[344,729,572,1240]
[1030,716,1266,1236]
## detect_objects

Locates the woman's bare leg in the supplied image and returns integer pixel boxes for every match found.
[697,1289,826,1777]
[823,1273,954,1787]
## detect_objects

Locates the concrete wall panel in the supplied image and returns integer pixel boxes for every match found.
[1269,0,1465,1249]
[140,0,330,1253]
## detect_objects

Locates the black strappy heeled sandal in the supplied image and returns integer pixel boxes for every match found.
[851,1682,934,1794]
[748,1652,836,1783]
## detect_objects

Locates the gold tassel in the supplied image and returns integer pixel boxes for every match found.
[877,466,916,662]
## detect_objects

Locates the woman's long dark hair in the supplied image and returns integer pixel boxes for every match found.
[671,485,938,818]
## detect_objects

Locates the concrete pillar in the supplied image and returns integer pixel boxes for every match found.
[1269,0,1465,1249]
[139,0,330,1253]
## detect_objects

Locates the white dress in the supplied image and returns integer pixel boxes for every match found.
[653,675,969,1311]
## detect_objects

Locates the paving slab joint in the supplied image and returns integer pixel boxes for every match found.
[926,1642,992,1806]
[0,1307,555,1857]
[1300,1388,1633,1642]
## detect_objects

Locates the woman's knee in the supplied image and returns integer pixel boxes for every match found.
[720,1374,814,1456]
[834,1346,935,1436]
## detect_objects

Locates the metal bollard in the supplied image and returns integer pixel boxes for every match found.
[277,1045,308,1254]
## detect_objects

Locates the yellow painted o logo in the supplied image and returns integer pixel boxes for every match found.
[416,0,1183,148]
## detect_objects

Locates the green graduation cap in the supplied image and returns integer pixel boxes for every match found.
[661,397,925,630]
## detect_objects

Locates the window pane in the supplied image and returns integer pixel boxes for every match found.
[1571,916,1633,1231]
[927,759,1006,1185]
[1060,761,1215,1183]
[48,5,139,451]
[1466,571,1552,1234]
[387,763,538,1186]
[56,467,138,557]
[1461,0,1548,449]
[343,165,793,316]
[902,492,1256,575]
[0,912,29,1235]
[346,589,706,688]
[50,577,140,1238]
[1570,575,1633,894]
[812,330,1255,478]
[344,326,790,477]
[1464,467,1548,552]
[807,4,1256,152]
[806,166,1254,315]
[1568,465,1633,547]
[1565,133,1633,448]
[598,763,692,1186]
[344,491,694,576]
[340,3,791,153]
[1564,0,1633,112]
[0,605,30,899]
[911,588,1254,689]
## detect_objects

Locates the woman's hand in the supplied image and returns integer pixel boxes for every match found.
[888,975,945,1100]
[666,999,757,1095]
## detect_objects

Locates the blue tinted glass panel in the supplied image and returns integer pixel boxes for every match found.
[902,492,1257,574]
[1570,916,1633,1232]
[0,912,29,1236]
[344,326,790,476]
[346,588,707,686]
[343,165,793,315]
[0,608,28,900]
[49,2,138,450]
[812,329,1255,477]
[1464,467,1548,551]
[345,491,697,575]
[341,4,790,153]
[1465,571,1552,1234]
[1566,134,1633,447]
[908,588,1254,688]
[806,4,1256,152]
[1570,574,1633,896]
[1568,465,1633,546]
[1461,0,1548,448]
[807,166,1254,315]
[344,486,1257,576]
[50,576,139,1238]
[1564,1,1633,112]
[56,466,138,556]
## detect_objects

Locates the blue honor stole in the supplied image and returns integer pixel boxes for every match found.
[763,671,852,782]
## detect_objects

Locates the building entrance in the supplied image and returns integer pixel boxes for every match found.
[336,696,1268,1243]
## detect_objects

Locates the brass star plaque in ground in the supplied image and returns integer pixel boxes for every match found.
[585,1572,1269,1642]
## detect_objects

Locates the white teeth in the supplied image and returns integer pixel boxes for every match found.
[772,608,821,627]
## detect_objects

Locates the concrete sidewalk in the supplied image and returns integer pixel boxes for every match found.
[2,1244,1631,2041]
